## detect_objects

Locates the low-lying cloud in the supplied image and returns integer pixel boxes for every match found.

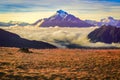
[1,26,120,48]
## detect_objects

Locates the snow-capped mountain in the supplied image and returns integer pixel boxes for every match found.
[48,10,80,22]
[100,17,120,27]
[34,10,93,27]
[85,17,120,27]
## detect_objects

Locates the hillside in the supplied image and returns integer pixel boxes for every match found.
[0,47,120,79]
[0,29,57,49]
[88,25,120,43]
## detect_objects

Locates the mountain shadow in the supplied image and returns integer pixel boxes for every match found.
[88,25,120,43]
[0,29,57,49]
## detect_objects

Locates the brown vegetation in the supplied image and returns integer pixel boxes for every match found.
[0,47,120,80]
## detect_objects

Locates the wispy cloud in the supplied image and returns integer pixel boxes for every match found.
[0,0,119,22]
[0,0,120,13]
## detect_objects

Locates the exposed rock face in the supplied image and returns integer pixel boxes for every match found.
[88,25,120,43]
[0,29,57,49]
[34,10,93,27]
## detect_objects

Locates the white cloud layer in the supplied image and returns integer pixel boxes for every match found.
[1,26,120,48]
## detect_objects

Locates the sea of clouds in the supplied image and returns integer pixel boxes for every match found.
[1,26,120,48]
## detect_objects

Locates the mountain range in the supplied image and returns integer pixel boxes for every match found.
[0,10,120,28]
[0,10,120,48]
[34,10,120,28]
[85,17,120,27]
[33,10,93,27]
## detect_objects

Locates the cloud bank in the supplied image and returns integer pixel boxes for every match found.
[1,26,120,48]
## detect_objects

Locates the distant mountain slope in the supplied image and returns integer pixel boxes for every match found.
[0,21,30,27]
[0,22,12,26]
[34,10,93,27]
[88,25,120,43]
[85,17,120,27]
[100,17,120,27]
[0,29,57,49]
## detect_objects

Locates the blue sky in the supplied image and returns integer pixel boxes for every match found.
[0,0,120,23]
[0,0,120,12]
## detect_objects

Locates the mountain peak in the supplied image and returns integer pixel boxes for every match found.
[34,9,93,27]
[108,16,114,20]
[57,10,68,14]
[56,10,68,18]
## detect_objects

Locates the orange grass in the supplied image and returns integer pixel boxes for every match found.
[0,47,120,80]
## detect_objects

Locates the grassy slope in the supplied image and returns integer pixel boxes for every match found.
[0,47,120,80]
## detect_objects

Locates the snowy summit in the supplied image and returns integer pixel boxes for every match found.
[56,10,68,18]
